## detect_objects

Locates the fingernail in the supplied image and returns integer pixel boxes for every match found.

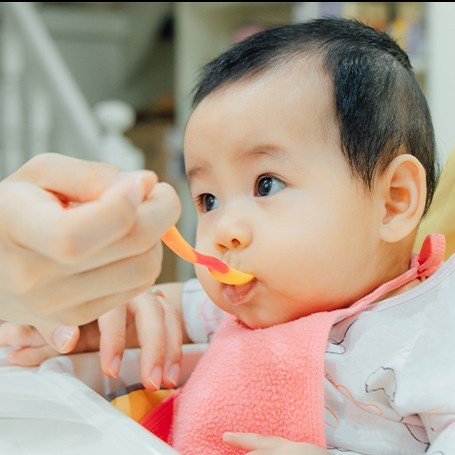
[52,326,77,352]
[166,363,180,387]
[147,366,163,390]
[107,355,121,378]
[127,173,145,205]
[223,432,235,441]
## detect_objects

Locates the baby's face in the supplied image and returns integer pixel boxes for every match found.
[184,63,384,329]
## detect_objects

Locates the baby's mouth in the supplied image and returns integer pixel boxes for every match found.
[223,279,257,306]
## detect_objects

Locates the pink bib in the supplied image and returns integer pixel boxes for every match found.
[146,234,445,454]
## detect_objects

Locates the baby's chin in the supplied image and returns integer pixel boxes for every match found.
[232,307,302,330]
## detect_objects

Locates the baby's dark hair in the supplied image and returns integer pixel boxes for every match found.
[192,17,438,214]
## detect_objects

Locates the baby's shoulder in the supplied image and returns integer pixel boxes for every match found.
[419,253,455,303]
[332,257,455,346]
[379,253,455,313]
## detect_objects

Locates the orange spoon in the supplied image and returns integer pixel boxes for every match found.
[161,226,254,285]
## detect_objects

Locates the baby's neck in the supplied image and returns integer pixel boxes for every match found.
[368,241,418,304]
[377,276,423,302]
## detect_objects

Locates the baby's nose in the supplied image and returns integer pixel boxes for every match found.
[214,215,252,253]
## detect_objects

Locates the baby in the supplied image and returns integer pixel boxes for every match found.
[143,16,454,454]
[3,17,455,455]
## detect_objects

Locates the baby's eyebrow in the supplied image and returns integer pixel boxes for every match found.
[244,146,290,163]
[186,164,207,186]
[186,146,288,184]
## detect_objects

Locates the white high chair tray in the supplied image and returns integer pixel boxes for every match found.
[0,344,207,454]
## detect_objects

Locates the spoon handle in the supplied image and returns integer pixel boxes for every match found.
[161,226,254,285]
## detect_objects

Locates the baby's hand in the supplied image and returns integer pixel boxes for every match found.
[222,433,329,454]
[98,289,183,390]
[0,321,60,365]
[0,289,183,390]
[0,318,105,367]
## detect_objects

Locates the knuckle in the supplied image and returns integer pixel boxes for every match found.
[0,323,32,345]
[150,298,165,317]
[104,331,126,349]
[4,153,59,182]
[18,153,60,180]
[25,153,56,170]
[90,161,119,177]
[110,196,136,225]
[51,230,84,264]
[15,324,34,340]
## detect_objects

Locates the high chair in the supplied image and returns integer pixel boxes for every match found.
[0,343,207,454]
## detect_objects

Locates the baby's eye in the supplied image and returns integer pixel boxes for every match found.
[255,175,286,197]
[196,193,220,212]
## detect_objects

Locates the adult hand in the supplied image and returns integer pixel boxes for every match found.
[0,153,181,353]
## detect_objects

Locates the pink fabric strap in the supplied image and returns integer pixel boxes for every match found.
[345,233,445,316]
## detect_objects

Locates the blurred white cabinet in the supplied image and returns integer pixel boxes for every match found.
[174,2,294,130]
[426,2,455,164]
[38,2,173,110]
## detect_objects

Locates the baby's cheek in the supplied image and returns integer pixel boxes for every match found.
[195,268,226,311]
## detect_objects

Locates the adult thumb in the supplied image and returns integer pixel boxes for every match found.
[35,322,80,354]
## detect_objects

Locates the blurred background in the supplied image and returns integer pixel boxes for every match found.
[0,2,454,283]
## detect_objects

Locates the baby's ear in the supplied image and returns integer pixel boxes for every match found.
[378,154,426,243]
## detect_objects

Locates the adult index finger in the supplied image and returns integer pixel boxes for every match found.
[5,153,157,203]
[68,181,182,272]
[2,174,153,263]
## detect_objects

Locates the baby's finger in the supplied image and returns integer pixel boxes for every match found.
[160,290,183,389]
[131,292,166,390]
[0,322,45,347]
[222,433,320,454]
[98,305,128,378]
[7,345,58,366]
[222,433,286,451]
